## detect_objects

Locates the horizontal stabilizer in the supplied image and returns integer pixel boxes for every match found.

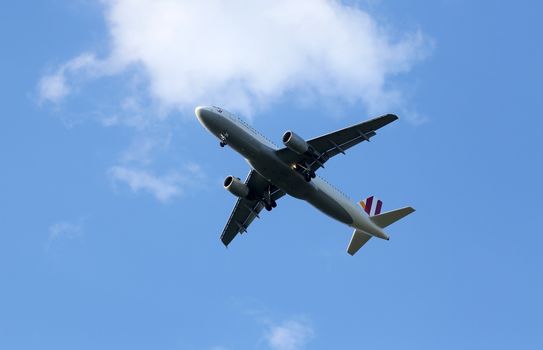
[347,230,372,256]
[370,207,415,229]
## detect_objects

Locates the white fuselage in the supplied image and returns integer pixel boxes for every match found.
[195,106,388,240]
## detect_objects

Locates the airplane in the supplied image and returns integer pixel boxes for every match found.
[195,106,415,255]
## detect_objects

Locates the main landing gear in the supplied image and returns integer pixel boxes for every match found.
[264,200,277,212]
[263,186,277,211]
[295,162,316,182]
[304,171,316,182]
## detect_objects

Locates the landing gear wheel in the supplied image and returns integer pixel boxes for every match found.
[304,173,312,182]
[219,141,226,147]
[271,200,277,208]
[310,171,316,179]
[265,204,273,211]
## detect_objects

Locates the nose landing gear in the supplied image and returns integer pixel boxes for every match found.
[219,132,229,147]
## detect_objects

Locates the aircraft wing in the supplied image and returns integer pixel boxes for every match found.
[220,170,285,247]
[276,114,398,172]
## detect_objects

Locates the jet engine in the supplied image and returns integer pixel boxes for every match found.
[282,131,309,154]
[223,175,250,198]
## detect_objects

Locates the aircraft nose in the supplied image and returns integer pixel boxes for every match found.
[195,105,206,121]
[195,106,214,126]
[195,105,225,134]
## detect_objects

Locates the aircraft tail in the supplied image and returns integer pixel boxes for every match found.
[347,229,372,256]
[359,195,382,216]
[370,207,415,228]
[348,197,415,255]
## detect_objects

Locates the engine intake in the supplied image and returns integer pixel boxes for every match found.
[224,175,250,198]
[282,131,309,154]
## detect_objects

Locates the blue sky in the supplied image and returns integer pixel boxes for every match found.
[1,1,542,349]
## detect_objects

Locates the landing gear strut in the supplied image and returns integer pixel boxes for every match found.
[263,186,277,211]
[295,161,317,182]
[219,132,228,147]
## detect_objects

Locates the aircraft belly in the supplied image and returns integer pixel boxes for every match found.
[305,191,354,225]
[228,129,262,158]
[248,156,314,199]
[247,151,354,226]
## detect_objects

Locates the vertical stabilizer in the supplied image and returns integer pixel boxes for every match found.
[359,196,382,216]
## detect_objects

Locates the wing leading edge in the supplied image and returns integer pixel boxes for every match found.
[220,170,285,247]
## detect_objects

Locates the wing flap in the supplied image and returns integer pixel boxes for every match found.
[220,199,263,246]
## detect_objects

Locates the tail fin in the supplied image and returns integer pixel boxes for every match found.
[359,196,382,216]
[370,207,415,228]
[348,198,415,255]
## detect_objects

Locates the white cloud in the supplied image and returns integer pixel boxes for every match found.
[48,220,84,243]
[40,0,429,117]
[38,53,104,103]
[266,320,314,350]
[45,219,86,252]
[108,163,204,202]
[119,133,172,165]
[39,1,428,202]
[108,132,206,202]
[38,74,70,103]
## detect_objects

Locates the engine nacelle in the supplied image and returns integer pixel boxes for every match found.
[282,130,309,154]
[223,175,250,198]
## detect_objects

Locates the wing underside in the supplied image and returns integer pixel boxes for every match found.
[220,170,285,247]
[275,114,398,172]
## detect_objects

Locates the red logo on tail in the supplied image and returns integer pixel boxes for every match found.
[360,196,382,216]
